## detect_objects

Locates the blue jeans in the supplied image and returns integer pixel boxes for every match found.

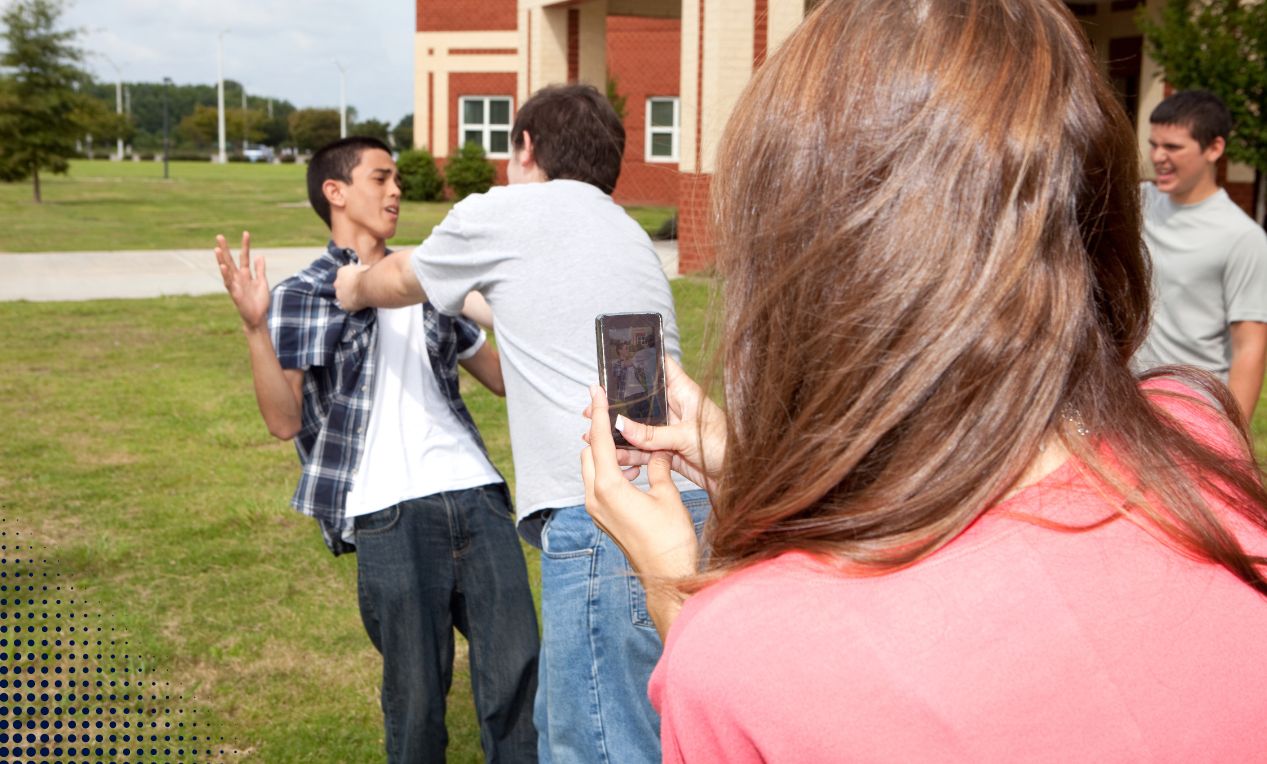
[354,484,540,764]
[534,490,711,764]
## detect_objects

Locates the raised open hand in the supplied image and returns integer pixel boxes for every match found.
[215,231,270,331]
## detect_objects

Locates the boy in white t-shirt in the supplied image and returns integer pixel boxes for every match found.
[1137,90,1267,421]
[215,137,538,763]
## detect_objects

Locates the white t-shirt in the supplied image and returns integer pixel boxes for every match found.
[1137,183,1267,378]
[344,305,502,520]
[411,179,701,529]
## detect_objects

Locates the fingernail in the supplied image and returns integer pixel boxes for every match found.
[614,415,628,433]
[590,384,603,399]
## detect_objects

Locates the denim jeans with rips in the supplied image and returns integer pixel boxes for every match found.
[354,484,540,763]
[534,490,711,764]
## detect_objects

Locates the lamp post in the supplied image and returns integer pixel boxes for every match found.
[241,83,248,152]
[162,77,172,179]
[103,56,124,160]
[335,61,347,138]
[217,30,228,163]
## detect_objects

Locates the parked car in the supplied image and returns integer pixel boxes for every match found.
[242,145,275,163]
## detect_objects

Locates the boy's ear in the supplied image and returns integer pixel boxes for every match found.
[519,131,536,169]
[1203,135,1226,165]
[322,179,346,212]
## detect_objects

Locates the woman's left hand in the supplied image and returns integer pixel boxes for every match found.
[581,384,700,636]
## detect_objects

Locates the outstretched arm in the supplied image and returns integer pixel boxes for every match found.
[461,291,495,331]
[215,232,304,440]
[460,342,505,397]
[1228,320,1267,423]
[334,250,425,311]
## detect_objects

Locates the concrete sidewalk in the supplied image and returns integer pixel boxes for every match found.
[0,241,680,302]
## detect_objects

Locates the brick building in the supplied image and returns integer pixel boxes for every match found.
[413,0,1261,273]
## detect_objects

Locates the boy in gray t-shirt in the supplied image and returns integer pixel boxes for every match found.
[335,84,709,764]
[1137,90,1267,421]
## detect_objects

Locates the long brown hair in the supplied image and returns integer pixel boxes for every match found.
[703,0,1267,588]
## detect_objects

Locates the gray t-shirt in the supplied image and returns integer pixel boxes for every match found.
[1136,183,1267,379]
[411,179,699,531]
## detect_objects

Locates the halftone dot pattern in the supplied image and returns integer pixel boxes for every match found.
[0,522,244,763]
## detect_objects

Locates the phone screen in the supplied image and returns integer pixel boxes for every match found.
[595,312,668,447]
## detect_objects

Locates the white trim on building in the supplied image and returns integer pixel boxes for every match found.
[645,96,681,162]
[458,95,515,158]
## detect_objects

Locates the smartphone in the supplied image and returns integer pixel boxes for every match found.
[595,312,668,447]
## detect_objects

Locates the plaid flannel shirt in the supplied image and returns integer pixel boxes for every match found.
[269,241,492,555]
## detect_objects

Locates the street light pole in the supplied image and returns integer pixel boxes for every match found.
[335,61,347,138]
[162,77,172,179]
[217,30,228,163]
[104,56,123,160]
[241,84,248,152]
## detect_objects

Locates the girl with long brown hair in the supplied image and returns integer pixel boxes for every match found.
[581,0,1267,759]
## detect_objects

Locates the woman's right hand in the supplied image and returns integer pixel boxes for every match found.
[588,356,728,493]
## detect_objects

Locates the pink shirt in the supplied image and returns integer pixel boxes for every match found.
[650,382,1267,762]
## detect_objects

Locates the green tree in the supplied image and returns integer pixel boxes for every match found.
[397,148,445,201]
[352,117,390,144]
[72,93,132,151]
[256,115,289,149]
[288,108,342,152]
[445,141,496,200]
[392,113,414,150]
[0,0,95,202]
[1139,0,1267,222]
[176,104,265,151]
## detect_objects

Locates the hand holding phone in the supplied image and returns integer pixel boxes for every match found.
[595,312,668,447]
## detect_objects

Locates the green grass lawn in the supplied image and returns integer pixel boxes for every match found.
[2,283,1266,761]
[0,278,713,763]
[0,160,676,253]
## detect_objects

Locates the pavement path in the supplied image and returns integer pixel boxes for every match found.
[0,241,681,302]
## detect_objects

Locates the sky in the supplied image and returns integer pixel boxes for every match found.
[63,0,416,125]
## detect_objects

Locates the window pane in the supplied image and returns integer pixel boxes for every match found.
[650,133,674,157]
[464,130,483,148]
[463,99,484,125]
[490,99,511,125]
[489,130,509,154]
[650,100,675,128]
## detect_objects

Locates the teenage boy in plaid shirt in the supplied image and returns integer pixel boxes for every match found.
[214,136,538,763]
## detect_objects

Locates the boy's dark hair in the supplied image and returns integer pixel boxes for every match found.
[511,84,625,194]
[1149,90,1232,150]
[306,136,393,228]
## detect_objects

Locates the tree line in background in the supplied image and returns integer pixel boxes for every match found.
[0,0,416,202]
[84,78,415,160]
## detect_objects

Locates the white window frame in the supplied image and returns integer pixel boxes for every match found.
[644,96,680,163]
[458,95,514,159]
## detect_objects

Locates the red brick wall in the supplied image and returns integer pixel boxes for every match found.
[677,172,713,273]
[607,15,681,206]
[418,0,516,32]
[568,9,581,82]
[1227,181,1255,216]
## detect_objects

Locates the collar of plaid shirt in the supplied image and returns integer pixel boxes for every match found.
[270,241,494,555]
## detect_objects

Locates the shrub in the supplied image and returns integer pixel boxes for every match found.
[654,213,678,241]
[278,154,297,164]
[167,150,212,162]
[445,142,496,200]
[397,149,445,202]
